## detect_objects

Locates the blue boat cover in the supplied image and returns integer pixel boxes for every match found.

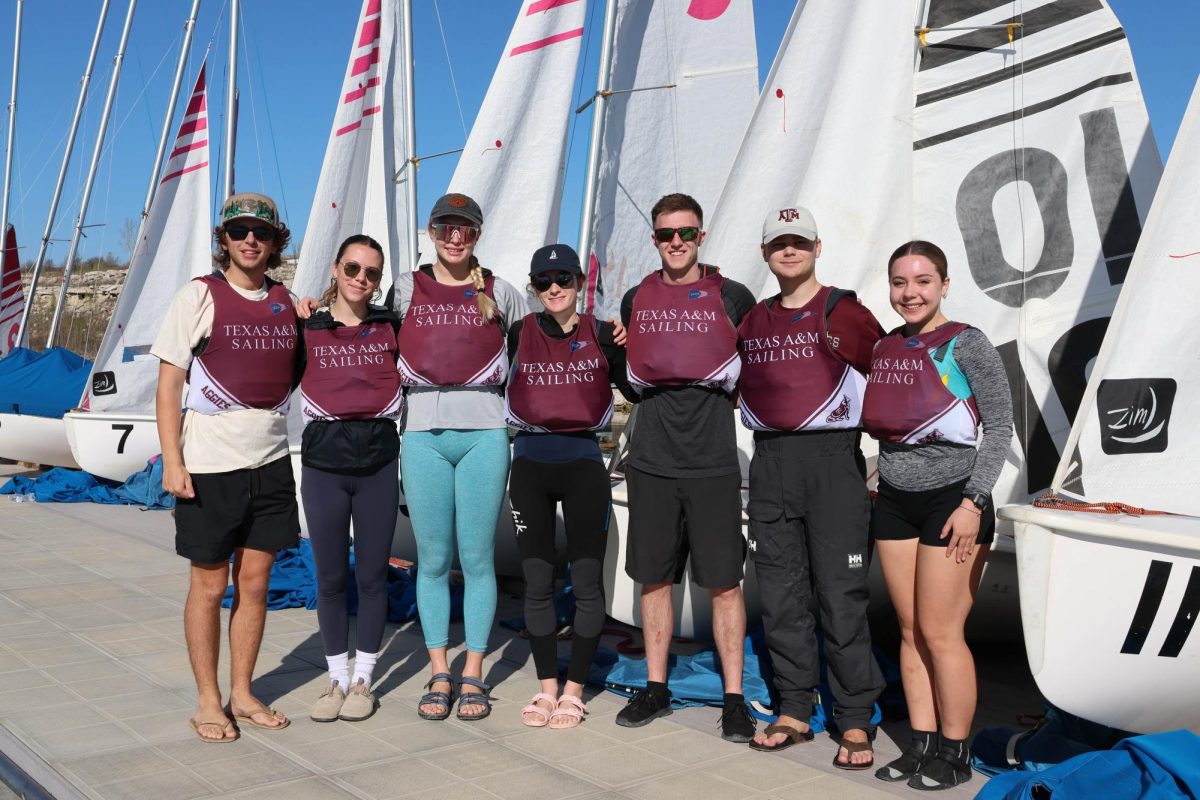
[0,346,91,418]
[973,703,1132,777]
[977,730,1200,800]
[0,459,174,509]
[0,347,41,375]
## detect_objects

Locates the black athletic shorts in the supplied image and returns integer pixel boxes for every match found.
[175,455,301,563]
[870,477,995,547]
[624,466,745,589]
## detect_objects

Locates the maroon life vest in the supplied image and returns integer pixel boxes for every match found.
[185,273,297,415]
[300,320,402,422]
[737,286,866,432]
[861,322,980,445]
[504,313,613,433]
[395,270,507,387]
[625,268,739,394]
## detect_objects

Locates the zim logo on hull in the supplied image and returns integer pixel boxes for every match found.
[1097,378,1176,455]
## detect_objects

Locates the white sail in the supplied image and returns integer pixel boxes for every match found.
[912,0,1161,515]
[1051,76,1200,515]
[0,225,22,356]
[701,0,915,317]
[446,0,586,300]
[85,63,212,414]
[587,0,758,319]
[292,0,410,301]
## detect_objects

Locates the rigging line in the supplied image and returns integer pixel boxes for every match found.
[1011,0,1031,482]
[208,0,230,221]
[236,9,267,198]
[562,0,598,188]
[432,0,468,139]
[248,9,289,230]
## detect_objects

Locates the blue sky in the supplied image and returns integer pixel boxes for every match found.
[1,0,1197,264]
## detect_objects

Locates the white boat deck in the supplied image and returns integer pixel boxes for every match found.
[0,464,1040,800]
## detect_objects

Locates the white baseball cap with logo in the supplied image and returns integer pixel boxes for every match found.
[762,206,818,244]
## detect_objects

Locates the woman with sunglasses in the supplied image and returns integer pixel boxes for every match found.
[504,244,631,730]
[394,193,527,722]
[862,241,1012,791]
[298,235,401,724]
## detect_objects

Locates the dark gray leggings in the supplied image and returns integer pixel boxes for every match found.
[301,460,399,656]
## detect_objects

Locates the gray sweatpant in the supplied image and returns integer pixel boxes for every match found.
[747,430,883,732]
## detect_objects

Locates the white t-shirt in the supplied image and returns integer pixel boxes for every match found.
[150,276,295,474]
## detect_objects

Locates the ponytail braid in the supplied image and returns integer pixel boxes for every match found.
[468,255,498,322]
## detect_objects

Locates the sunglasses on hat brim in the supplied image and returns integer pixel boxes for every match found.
[532,271,577,292]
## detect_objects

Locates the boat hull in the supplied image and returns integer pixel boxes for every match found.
[1001,504,1200,734]
[63,412,159,482]
[0,413,80,469]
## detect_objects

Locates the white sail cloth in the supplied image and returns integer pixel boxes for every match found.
[588,0,758,320]
[292,0,411,300]
[1052,76,1200,515]
[85,64,212,413]
[447,0,586,303]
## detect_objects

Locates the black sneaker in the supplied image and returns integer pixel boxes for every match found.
[615,688,672,728]
[720,702,756,743]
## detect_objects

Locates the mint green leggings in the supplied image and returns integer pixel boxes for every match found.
[401,428,510,652]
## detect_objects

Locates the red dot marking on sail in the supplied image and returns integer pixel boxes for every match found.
[776,89,787,133]
[483,139,504,155]
[686,0,732,20]
[1168,251,1200,259]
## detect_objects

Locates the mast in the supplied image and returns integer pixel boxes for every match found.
[400,0,418,270]
[0,0,22,249]
[222,0,239,200]
[14,0,110,347]
[575,0,618,297]
[46,0,138,348]
[139,0,201,234]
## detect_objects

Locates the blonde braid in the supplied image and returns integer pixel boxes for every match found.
[469,255,498,321]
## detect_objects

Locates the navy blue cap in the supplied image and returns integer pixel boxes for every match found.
[529,243,582,276]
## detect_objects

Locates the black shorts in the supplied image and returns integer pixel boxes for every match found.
[175,455,301,563]
[624,466,745,589]
[870,478,995,547]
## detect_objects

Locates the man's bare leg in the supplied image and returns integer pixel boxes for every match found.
[711,585,746,694]
[227,547,287,728]
[185,560,236,741]
[640,582,674,682]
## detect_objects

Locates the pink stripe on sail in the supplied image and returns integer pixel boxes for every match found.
[686,0,732,20]
[336,120,363,137]
[161,160,209,184]
[169,139,208,159]
[366,0,381,14]
[526,0,581,14]
[178,117,208,137]
[362,105,381,118]
[358,16,381,46]
[344,76,381,103]
[350,47,380,77]
[184,92,206,116]
[509,27,583,56]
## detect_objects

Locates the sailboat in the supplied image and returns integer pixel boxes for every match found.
[601,0,1161,637]
[998,75,1200,735]
[64,62,212,482]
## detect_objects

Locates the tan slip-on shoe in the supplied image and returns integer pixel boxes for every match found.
[339,679,378,722]
[310,681,346,723]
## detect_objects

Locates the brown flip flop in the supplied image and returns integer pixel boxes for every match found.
[228,704,291,731]
[833,738,875,770]
[748,722,815,752]
[189,717,239,743]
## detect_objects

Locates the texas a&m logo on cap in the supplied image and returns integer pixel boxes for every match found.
[779,208,802,222]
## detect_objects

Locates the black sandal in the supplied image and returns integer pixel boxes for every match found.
[417,672,454,720]
[456,676,492,721]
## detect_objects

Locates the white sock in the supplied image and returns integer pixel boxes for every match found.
[326,652,350,690]
[352,649,379,688]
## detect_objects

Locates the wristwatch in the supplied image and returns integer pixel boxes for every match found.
[962,492,989,512]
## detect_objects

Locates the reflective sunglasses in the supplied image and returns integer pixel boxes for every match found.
[431,223,480,243]
[225,223,277,242]
[653,226,700,243]
[340,260,383,283]
[532,271,577,292]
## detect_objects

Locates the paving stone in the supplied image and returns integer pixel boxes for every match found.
[637,727,746,766]
[232,776,363,800]
[698,752,826,793]
[61,745,178,784]
[0,683,78,714]
[4,702,109,737]
[32,720,141,759]
[624,769,756,800]
[204,750,311,792]
[331,755,459,799]
[288,731,404,772]
[92,768,214,800]
[560,743,681,788]
[473,762,602,800]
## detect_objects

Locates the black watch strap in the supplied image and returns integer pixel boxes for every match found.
[963,492,989,512]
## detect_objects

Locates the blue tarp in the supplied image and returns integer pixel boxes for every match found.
[0,346,92,418]
[978,730,1200,800]
[973,704,1132,777]
[0,459,174,509]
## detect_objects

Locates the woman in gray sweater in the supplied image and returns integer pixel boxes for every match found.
[861,240,1013,792]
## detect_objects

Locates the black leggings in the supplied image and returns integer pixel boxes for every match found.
[301,460,399,657]
[509,456,610,685]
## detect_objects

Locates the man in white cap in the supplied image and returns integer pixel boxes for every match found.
[735,206,885,767]
[153,192,300,742]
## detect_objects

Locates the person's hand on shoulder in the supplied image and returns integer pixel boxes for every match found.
[294,296,320,319]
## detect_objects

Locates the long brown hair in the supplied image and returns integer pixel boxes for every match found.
[320,234,385,308]
[212,222,292,270]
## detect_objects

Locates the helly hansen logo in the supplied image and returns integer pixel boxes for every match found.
[778,208,801,222]
[1098,378,1176,455]
[847,552,864,569]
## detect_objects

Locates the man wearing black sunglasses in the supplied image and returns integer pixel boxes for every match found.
[617,193,757,743]
[152,191,301,742]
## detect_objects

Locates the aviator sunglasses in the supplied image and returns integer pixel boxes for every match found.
[340,260,384,282]
[225,224,277,242]
[653,226,700,243]
[533,271,577,292]
[431,223,480,243]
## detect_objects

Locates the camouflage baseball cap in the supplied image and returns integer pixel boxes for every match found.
[221,192,281,228]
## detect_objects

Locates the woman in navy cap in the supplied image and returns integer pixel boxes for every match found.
[505,244,631,729]
[393,194,527,722]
